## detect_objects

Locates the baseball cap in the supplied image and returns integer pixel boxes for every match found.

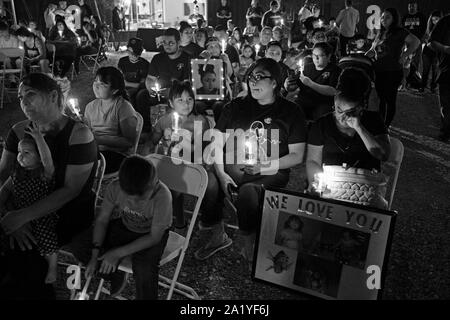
[127,37,144,55]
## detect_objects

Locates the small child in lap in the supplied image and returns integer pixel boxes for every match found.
[0,122,59,283]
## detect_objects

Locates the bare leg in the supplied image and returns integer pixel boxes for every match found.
[45,253,58,284]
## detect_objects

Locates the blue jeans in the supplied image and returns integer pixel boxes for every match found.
[68,219,169,300]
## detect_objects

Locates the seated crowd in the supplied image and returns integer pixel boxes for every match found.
[1,1,437,300]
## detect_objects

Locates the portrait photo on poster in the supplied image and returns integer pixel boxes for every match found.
[191,59,224,100]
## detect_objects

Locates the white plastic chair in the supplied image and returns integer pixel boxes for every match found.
[99,154,208,300]
[0,48,24,109]
[382,137,404,210]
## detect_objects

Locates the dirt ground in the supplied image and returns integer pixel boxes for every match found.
[0,50,449,300]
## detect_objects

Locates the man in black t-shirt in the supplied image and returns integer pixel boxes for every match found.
[118,37,149,108]
[135,28,191,133]
[216,0,232,28]
[429,14,450,142]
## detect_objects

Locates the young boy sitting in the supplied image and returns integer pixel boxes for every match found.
[80,155,172,299]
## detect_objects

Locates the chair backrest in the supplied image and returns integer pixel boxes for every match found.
[0,47,25,59]
[45,43,56,74]
[131,112,143,154]
[382,137,404,210]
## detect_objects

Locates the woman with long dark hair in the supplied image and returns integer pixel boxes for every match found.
[48,19,78,77]
[195,58,307,265]
[420,10,444,93]
[84,66,138,174]
[366,8,420,127]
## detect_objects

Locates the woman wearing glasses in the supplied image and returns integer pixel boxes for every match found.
[306,68,391,189]
[286,42,341,121]
[195,58,307,266]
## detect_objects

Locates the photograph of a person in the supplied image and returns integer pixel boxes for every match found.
[293,253,342,298]
[275,212,304,251]
[191,58,224,100]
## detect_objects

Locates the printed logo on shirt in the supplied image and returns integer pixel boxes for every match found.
[322,72,330,80]
[177,63,185,71]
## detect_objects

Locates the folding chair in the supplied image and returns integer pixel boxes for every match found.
[382,137,404,210]
[80,39,105,75]
[98,154,208,300]
[0,48,24,109]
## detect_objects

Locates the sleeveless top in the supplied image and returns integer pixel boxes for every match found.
[24,36,40,59]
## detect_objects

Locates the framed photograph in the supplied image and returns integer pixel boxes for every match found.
[191,59,225,100]
[252,188,397,300]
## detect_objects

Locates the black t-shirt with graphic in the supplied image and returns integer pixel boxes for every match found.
[215,96,307,177]
[429,15,450,84]
[246,6,264,29]
[181,42,203,58]
[308,111,387,171]
[296,63,341,106]
[118,56,150,84]
[148,51,191,89]
[402,12,427,39]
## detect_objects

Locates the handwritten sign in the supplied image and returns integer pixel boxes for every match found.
[253,188,396,300]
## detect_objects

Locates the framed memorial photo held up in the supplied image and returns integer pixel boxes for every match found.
[252,188,397,300]
[191,59,225,101]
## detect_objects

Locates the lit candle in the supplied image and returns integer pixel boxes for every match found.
[58,30,63,37]
[255,44,260,56]
[173,112,180,133]
[68,98,81,119]
[154,81,161,102]
[236,42,241,51]
[244,140,256,165]
[316,172,325,191]
[221,39,226,54]
[280,18,284,25]
[298,58,304,74]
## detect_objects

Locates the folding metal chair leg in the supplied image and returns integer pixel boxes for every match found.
[94,278,105,300]
[158,275,200,300]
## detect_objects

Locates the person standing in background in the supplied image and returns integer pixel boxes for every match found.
[298,0,313,24]
[78,0,93,24]
[429,14,450,142]
[401,1,427,90]
[44,3,57,37]
[336,0,360,57]
[112,0,126,51]
[246,0,264,32]
[262,1,283,29]
[216,0,232,28]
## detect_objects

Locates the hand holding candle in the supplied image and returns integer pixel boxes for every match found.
[68,98,81,119]
[298,58,304,74]
[154,81,161,102]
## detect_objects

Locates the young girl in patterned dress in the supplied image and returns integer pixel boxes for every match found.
[0,122,59,283]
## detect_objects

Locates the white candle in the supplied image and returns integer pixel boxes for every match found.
[316,172,325,191]
[68,98,81,119]
[236,42,241,51]
[173,112,180,133]
[221,39,226,54]
[154,81,161,102]
[58,30,63,37]
[280,18,284,25]
[298,58,304,74]
[244,140,256,165]
[255,44,260,56]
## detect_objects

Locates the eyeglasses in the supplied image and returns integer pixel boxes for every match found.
[248,73,272,82]
[162,41,177,46]
[334,105,360,117]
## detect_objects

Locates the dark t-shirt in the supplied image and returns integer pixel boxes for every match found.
[215,96,307,177]
[373,27,410,72]
[402,12,427,39]
[308,111,387,171]
[118,56,150,84]
[225,44,240,65]
[429,15,450,84]
[262,10,282,28]
[148,51,191,89]
[246,6,264,29]
[181,42,203,58]
[297,63,341,106]
[216,5,231,27]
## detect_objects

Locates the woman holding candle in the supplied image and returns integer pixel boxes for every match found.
[84,67,138,174]
[0,73,98,299]
[286,42,341,121]
[306,67,391,193]
[196,58,307,263]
